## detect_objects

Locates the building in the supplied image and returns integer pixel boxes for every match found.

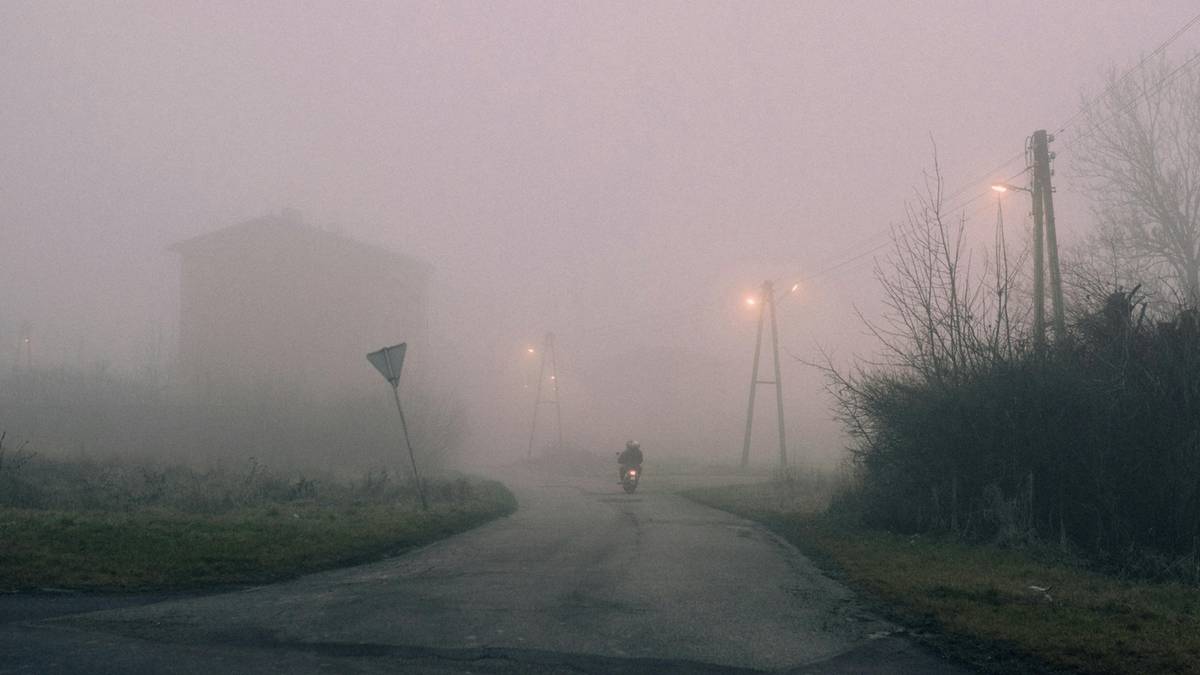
[172,211,431,398]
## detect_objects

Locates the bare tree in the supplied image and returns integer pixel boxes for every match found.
[1062,218,1174,320]
[820,149,1023,450]
[816,150,1028,533]
[858,150,1013,382]
[1073,55,1200,305]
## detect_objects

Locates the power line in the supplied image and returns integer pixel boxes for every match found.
[561,297,714,343]
[772,161,1030,295]
[801,240,892,284]
[1058,49,1200,157]
[1054,11,1200,137]
[940,150,1028,208]
[791,21,1200,288]
[768,164,1034,291]
[938,13,1200,215]
[944,165,1032,215]
[539,14,1200,358]
[662,17,1200,324]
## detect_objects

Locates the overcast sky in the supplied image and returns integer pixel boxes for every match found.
[4,2,1199,462]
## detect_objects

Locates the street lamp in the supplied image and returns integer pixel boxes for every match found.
[992,178,1062,347]
[745,281,801,311]
[990,183,1030,193]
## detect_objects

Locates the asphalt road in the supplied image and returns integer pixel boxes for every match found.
[1,469,967,674]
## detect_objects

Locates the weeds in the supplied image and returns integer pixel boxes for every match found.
[0,431,36,475]
[0,454,480,514]
[0,454,517,591]
[686,482,1200,674]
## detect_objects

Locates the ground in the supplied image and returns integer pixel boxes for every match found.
[1,467,966,674]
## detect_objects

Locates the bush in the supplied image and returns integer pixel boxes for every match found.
[836,293,1200,569]
[825,155,1200,575]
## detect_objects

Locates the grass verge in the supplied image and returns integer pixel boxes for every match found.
[1,480,515,592]
[684,482,1200,674]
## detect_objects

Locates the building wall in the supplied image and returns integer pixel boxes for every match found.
[177,221,429,399]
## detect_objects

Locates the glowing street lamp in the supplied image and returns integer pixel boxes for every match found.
[991,183,1030,194]
[746,282,800,310]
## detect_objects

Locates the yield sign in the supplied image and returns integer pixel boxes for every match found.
[367,343,406,387]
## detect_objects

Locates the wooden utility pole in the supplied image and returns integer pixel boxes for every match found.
[1031,130,1066,341]
[527,331,563,458]
[740,281,788,469]
[1029,137,1047,349]
[548,333,563,451]
[740,286,766,468]
[767,281,788,469]
[1034,130,1068,545]
[1028,130,1067,347]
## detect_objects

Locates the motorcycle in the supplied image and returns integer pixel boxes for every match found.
[620,464,641,493]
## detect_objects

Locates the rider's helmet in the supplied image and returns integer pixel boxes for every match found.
[626,440,640,450]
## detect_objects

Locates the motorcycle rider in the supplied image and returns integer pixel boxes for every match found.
[618,440,643,482]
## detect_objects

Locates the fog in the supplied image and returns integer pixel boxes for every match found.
[3,2,1198,471]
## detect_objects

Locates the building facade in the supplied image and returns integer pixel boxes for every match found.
[173,211,431,398]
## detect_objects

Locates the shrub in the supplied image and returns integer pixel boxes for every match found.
[824,154,1200,574]
[835,289,1200,569]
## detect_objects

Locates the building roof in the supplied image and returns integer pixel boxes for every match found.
[170,210,433,274]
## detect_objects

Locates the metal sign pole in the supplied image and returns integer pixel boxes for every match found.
[390,381,428,511]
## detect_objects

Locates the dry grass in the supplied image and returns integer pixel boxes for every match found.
[0,461,516,592]
[685,482,1200,674]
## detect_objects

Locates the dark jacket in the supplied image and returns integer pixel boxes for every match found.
[618,446,643,466]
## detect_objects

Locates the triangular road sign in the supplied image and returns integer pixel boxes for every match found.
[367,343,407,387]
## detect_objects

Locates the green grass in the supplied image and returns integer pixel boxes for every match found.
[684,482,1200,674]
[1,482,516,592]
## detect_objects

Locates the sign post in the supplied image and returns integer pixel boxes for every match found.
[367,343,428,510]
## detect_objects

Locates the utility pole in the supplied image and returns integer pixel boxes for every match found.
[1031,129,1066,341]
[767,281,787,469]
[994,198,1013,351]
[549,333,563,451]
[740,281,788,469]
[1028,130,1066,347]
[1032,132,1069,545]
[1029,136,1047,349]
[527,331,563,458]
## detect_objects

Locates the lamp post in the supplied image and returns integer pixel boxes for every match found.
[990,183,1029,194]
[740,279,801,469]
[991,174,1062,348]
